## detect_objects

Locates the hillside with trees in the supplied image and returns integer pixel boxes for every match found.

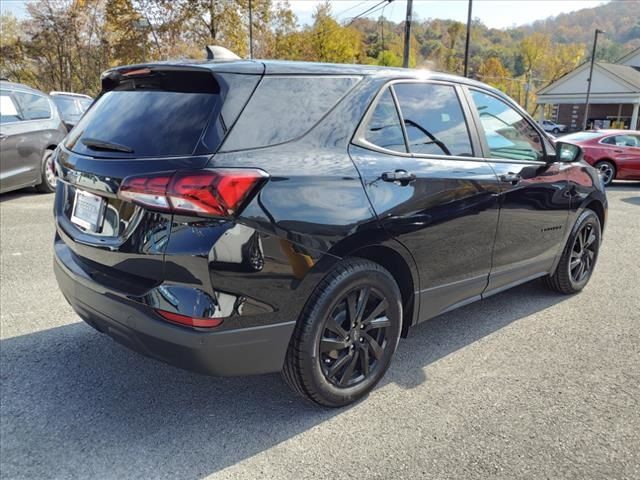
[1,0,639,113]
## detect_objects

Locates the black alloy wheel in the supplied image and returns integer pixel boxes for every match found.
[319,286,391,388]
[569,222,597,284]
[283,258,402,407]
[544,209,601,294]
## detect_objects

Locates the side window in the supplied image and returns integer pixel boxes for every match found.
[616,135,639,147]
[222,76,360,151]
[362,88,406,153]
[13,92,51,120]
[0,94,22,123]
[469,89,544,162]
[603,135,638,147]
[393,83,473,157]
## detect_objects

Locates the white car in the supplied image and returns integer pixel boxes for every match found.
[540,119,567,134]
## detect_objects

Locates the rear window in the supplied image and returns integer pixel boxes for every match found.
[221,76,360,151]
[562,132,601,142]
[53,96,82,117]
[65,90,218,158]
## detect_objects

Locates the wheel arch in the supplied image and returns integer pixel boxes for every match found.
[340,241,420,338]
[583,198,607,233]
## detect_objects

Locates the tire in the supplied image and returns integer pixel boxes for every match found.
[282,258,402,407]
[595,160,616,186]
[35,149,57,193]
[552,127,560,134]
[544,209,601,294]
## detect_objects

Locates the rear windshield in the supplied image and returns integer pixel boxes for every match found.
[53,96,82,116]
[561,132,601,142]
[65,90,218,158]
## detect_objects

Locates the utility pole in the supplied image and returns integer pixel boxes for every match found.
[402,0,413,68]
[583,29,604,130]
[249,0,254,59]
[463,0,473,77]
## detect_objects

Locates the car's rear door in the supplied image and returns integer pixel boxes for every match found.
[608,134,640,179]
[349,80,501,321]
[462,87,571,294]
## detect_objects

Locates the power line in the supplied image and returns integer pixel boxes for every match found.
[334,0,370,19]
[347,0,392,26]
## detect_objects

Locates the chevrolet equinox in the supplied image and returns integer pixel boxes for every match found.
[53,60,607,407]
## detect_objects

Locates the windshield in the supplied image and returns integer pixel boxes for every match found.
[65,90,219,158]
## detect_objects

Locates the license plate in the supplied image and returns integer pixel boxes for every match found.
[71,189,105,232]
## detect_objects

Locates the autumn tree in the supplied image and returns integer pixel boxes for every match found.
[0,13,36,84]
[308,2,362,63]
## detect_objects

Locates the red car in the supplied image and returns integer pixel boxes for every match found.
[561,130,640,185]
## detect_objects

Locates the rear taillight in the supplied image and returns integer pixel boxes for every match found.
[155,309,223,328]
[118,169,268,217]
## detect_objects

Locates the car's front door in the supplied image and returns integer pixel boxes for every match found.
[463,87,571,294]
[349,81,501,321]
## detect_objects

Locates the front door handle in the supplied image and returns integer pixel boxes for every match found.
[499,172,521,185]
[0,134,6,141]
[381,169,416,185]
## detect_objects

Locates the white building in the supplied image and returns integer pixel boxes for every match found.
[536,46,640,131]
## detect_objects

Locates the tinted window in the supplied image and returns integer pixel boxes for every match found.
[393,83,473,157]
[363,88,406,152]
[470,89,544,161]
[222,76,360,151]
[13,92,51,120]
[0,94,22,123]
[14,92,51,120]
[65,91,218,158]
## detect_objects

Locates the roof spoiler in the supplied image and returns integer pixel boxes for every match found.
[205,45,241,61]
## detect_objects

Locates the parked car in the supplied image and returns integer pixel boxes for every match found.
[53,61,607,407]
[540,119,567,134]
[0,81,66,194]
[50,91,93,131]
[561,129,640,185]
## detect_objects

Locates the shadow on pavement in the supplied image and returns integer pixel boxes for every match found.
[1,280,566,479]
[0,187,49,203]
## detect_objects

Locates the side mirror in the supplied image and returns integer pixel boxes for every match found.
[555,141,583,163]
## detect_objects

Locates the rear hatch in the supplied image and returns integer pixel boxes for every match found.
[54,63,263,291]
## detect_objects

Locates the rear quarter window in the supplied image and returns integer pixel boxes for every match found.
[221,76,360,151]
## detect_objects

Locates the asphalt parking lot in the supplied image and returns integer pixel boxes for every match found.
[1,183,639,480]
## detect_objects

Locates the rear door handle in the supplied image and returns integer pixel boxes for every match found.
[381,170,416,185]
[0,134,6,141]
[499,172,521,185]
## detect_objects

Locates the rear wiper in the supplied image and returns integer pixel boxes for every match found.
[81,137,134,153]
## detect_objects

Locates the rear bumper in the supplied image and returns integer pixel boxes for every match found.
[54,245,295,377]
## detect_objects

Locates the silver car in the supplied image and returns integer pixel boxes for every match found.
[0,81,67,194]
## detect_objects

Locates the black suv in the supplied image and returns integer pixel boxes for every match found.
[53,61,606,407]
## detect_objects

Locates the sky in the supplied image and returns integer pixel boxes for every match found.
[1,0,611,30]
[290,0,610,29]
